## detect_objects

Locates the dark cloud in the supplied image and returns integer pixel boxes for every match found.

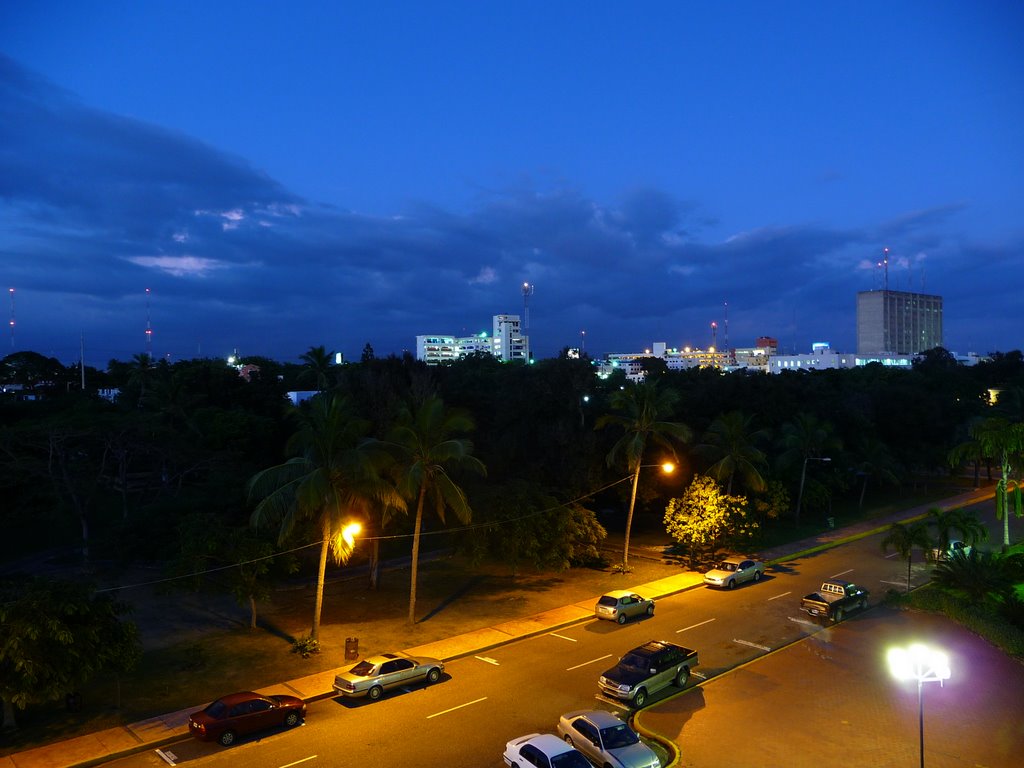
[0,55,1018,364]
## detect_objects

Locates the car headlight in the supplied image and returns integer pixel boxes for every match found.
[619,683,632,692]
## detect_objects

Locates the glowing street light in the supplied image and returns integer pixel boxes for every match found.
[618,461,676,570]
[887,643,951,768]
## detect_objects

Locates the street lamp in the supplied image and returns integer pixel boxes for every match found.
[620,461,675,570]
[795,456,831,526]
[887,643,951,768]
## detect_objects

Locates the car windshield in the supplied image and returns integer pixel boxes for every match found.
[597,595,618,607]
[601,723,640,749]
[717,562,737,572]
[551,751,594,768]
[619,652,649,670]
[204,700,227,718]
[349,661,376,676]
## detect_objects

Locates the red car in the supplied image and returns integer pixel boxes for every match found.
[188,691,306,746]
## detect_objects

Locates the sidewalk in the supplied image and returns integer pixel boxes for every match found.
[0,486,997,768]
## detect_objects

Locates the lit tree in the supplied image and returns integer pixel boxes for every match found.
[663,474,754,567]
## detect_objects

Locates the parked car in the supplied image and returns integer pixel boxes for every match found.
[503,733,592,768]
[930,539,973,562]
[598,640,699,708]
[595,590,656,624]
[557,709,661,768]
[800,579,869,622]
[703,558,765,589]
[188,691,305,747]
[333,652,444,701]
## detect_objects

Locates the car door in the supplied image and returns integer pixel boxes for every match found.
[246,697,276,731]
[737,560,755,583]
[521,743,550,768]
[619,594,637,618]
[571,718,600,763]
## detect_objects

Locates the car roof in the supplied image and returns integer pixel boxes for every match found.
[527,733,572,754]
[361,652,410,665]
[569,709,626,728]
[212,691,262,706]
[602,589,639,599]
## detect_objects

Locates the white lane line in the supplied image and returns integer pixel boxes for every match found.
[155,750,177,766]
[427,697,488,720]
[734,638,771,652]
[884,552,899,559]
[475,655,500,665]
[280,757,318,768]
[788,616,819,628]
[594,694,631,712]
[830,568,854,578]
[567,653,613,671]
[879,580,908,587]
[767,591,791,601]
[675,618,716,634]
[550,632,577,642]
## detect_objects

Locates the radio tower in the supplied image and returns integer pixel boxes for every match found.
[710,320,717,350]
[8,288,14,349]
[878,247,890,292]
[521,282,534,334]
[145,288,153,359]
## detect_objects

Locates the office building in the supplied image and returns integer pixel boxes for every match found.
[857,290,943,355]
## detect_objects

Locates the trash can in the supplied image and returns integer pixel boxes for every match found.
[826,517,835,529]
[345,637,359,660]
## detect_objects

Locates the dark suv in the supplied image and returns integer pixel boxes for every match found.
[598,640,699,708]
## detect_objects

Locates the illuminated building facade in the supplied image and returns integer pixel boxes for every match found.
[857,290,943,355]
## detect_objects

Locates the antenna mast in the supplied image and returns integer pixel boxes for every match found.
[883,247,889,293]
[8,288,14,349]
[145,288,153,359]
[521,282,534,334]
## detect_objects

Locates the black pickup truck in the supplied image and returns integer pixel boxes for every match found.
[598,639,699,708]
[800,579,869,622]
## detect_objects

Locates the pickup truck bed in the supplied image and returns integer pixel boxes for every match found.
[800,579,869,622]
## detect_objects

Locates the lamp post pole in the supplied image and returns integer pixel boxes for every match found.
[621,462,675,570]
[887,643,951,768]
[795,456,831,526]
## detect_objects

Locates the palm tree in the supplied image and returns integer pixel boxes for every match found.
[949,417,1024,549]
[247,393,403,642]
[693,410,769,495]
[382,397,486,623]
[931,551,1015,603]
[776,413,842,526]
[926,507,988,558]
[127,352,155,409]
[298,345,335,392]
[852,436,900,509]
[880,521,932,593]
[596,380,692,570]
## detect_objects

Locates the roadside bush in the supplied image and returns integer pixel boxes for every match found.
[908,586,1024,657]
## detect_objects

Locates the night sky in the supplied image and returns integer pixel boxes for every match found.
[2,1,1022,366]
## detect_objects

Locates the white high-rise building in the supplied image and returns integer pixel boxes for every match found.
[415,315,530,365]
[492,314,529,362]
[857,290,943,355]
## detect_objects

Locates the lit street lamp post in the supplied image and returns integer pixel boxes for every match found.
[887,643,951,768]
[795,456,831,526]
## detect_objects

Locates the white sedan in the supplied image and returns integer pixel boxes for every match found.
[503,733,592,768]
[703,558,765,589]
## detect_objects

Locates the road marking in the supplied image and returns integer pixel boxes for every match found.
[884,552,899,558]
[788,616,819,628]
[879,580,908,587]
[475,655,500,665]
[594,693,631,712]
[567,653,612,671]
[280,757,318,768]
[767,591,791,601]
[830,568,854,578]
[549,632,577,642]
[733,638,771,652]
[155,749,177,766]
[676,618,716,634]
[427,697,487,719]
[692,671,707,679]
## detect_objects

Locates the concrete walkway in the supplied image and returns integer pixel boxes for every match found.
[0,486,999,768]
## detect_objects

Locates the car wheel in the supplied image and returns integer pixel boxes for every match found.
[617,613,627,625]
[753,570,762,582]
[284,711,300,728]
[367,685,383,701]
[633,688,648,708]
[675,667,690,687]
[834,608,844,622]
[563,735,574,747]
[859,599,867,611]
[727,579,736,590]
[646,604,655,616]
[426,667,441,684]
[218,730,236,747]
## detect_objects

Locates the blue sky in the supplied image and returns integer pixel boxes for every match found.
[1,1,1022,365]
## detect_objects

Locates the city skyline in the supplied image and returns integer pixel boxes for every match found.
[2,2,1022,366]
